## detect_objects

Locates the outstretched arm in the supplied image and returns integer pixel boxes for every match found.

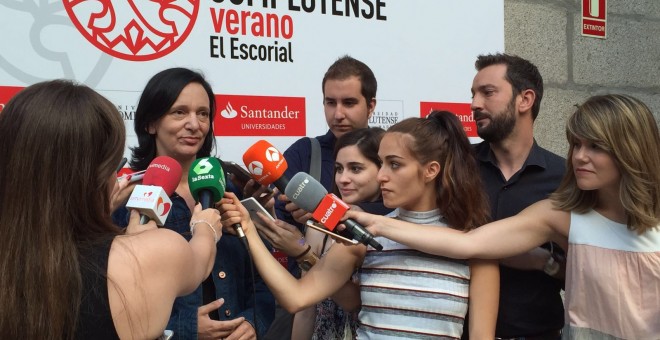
[345,199,568,260]
[219,192,365,313]
[467,259,499,339]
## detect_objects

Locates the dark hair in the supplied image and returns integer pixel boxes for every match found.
[332,127,385,197]
[475,53,543,120]
[130,67,216,170]
[387,111,490,230]
[322,55,377,104]
[0,80,125,339]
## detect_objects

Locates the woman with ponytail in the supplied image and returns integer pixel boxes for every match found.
[346,94,660,339]
[218,111,499,339]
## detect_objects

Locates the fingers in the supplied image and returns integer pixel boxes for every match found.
[292,210,312,225]
[110,177,137,212]
[192,205,223,237]
[126,210,157,234]
[198,298,225,316]
[218,317,246,331]
[225,320,256,340]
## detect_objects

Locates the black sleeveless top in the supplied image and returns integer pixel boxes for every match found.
[75,236,120,339]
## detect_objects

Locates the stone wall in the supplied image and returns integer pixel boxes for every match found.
[505,0,660,156]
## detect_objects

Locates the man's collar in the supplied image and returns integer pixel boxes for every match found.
[475,140,548,169]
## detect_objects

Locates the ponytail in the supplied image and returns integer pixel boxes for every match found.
[388,111,490,230]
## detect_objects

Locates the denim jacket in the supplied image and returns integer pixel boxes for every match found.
[113,187,275,339]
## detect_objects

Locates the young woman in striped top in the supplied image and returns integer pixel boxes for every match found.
[220,111,499,339]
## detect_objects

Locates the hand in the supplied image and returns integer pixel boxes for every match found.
[197,299,247,340]
[218,192,253,236]
[191,203,223,242]
[246,183,278,217]
[125,209,157,234]
[253,213,307,257]
[343,210,383,236]
[110,176,137,212]
[225,319,256,340]
[280,194,312,225]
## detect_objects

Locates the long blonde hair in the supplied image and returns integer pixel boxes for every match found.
[551,94,660,233]
[0,80,125,338]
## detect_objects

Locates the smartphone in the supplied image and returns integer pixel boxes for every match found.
[240,197,275,223]
[305,220,359,245]
[117,169,146,183]
[222,160,270,193]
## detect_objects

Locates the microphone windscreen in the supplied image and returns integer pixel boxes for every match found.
[143,156,182,196]
[188,157,226,202]
[242,140,288,186]
[284,172,327,212]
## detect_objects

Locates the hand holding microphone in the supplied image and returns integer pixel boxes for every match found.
[242,140,310,223]
[284,172,383,251]
[242,139,290,193]
[126,156,182,226]
[189,157,247,245]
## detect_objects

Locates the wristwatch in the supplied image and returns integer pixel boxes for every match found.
[543,252,560,276]
[296,249,320,271]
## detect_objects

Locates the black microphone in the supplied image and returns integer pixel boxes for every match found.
[284,172,383,251]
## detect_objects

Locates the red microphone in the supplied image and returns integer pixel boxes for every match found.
[126,156,182,225]
[142,156,182,195]
[242,140,289,192]
[284,172,383,250]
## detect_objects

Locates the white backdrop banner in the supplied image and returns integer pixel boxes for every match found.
[0,0,503,164]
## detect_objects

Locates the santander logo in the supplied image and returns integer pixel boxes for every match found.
[247,161,264,176]
[63,0,200,61]
[220,102,238,119]
[157,197,172,216]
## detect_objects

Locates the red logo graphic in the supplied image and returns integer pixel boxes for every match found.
[214,94,305,136]
[63,0,200,61]
[157,197,171,216]
[247,161,264,176]
[0,86,25,113]
[265,147,281,162]
[420,102,477,138]
[144,191,153,197]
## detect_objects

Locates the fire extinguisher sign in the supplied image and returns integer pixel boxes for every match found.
[582,0,607,38]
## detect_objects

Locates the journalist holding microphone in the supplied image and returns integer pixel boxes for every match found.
[112,67,275,339]
[219,112,499,339]
[0,80,222,339]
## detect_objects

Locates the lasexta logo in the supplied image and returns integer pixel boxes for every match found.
[63,0,200,61]
[193,158,213,175]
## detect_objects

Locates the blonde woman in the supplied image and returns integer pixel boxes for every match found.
[347,94,660,339]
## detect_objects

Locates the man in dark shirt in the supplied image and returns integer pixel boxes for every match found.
[264,55,377,339]
[467,53,566,339]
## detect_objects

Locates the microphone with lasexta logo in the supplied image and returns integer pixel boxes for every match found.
[242,140,289,193]
[189,157,247,244]
[126,156,182,226]
[284,172,383,251]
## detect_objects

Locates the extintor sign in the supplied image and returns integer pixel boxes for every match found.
[582,0,607,39]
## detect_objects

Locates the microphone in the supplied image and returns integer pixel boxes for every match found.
[126,156,182,226]
[284,172,383,251]
[189,157,246,241]
[242,140,289,193]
